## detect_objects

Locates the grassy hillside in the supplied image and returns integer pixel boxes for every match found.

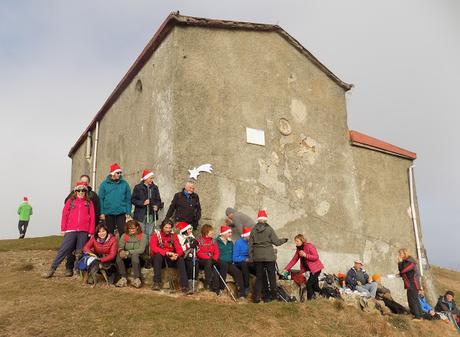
[1,236,458,337]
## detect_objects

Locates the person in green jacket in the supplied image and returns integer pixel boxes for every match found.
[115,220,148,288]
[17,197,33,239]
[214,225,245,299]
[98,163,132,235]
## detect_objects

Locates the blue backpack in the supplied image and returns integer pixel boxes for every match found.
[77,253,98,271]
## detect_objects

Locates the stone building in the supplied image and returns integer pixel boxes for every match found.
[68,13,432,302]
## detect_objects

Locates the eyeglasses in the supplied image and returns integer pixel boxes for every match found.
[76,189,87,193]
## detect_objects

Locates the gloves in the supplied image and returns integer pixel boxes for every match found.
[189,238,198,249]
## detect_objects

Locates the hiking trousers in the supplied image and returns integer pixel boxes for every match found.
[18,220,29,237]
[116,253,142,279]
[306,271,322,300]
[254,261,277,301]
[51,231,89,270]
[234,261,256,289]
[105,214,126,235]
[213,260,245,297]
[151,254,188,288]
[198,258,216,289]
[407,288,423,319]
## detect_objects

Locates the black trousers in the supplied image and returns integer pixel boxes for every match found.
[254,261,277,301]
[151,254,188,288]
[185,256,200,280]
[306,271,322,300]
[214,260,244,296]
[105,214,126,235]
[18,220,29,236]
[198,259,216,288]
[116,253,143,279]
[234,261,256,289]
[407,288,423,319]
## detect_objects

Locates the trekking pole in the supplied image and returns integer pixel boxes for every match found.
[146,188,151,224]
[192,248,196,293]
[213,265,237,302]
[164,255,176,291]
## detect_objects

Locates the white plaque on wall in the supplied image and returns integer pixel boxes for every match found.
[246,127,265,146]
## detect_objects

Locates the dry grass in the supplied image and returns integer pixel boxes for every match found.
[431,266,460,296]
[0,237,459,337]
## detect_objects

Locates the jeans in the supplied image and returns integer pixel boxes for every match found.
[51,231,89,270]
[356,282,378,298]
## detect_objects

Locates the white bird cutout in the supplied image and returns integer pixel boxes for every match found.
[188,163,213,180]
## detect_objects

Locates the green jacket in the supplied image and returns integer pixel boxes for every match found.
[118,233,147,255]
[216,236,234,263]
[18,203,33,221]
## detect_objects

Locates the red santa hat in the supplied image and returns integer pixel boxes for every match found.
[241,227,251,238]
[74,181,88,190]
[140,169,154,181]
[23,196,28,202]
[109,163,122,175]
[176,221,192,234]
[220,225,232,235]
[257,209,268,221]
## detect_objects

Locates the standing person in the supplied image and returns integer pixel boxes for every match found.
[150,220,189,293]
[64,174,100,276]
[165,182,201,230]
[197,224,219,291]
[17,197,33,239]
[98,163,132,235]
[233,227,254,295]
[115,220,148,288]
[397,248,423,321]
[214,226,245,299]
[42,181,95,278]
[131,169,162,239]
[345,260,378,298]
[176,222,199,289]
[282,234,324,301]
[82,223,118,284]
[225,207,255,240]
[248,210,288,303]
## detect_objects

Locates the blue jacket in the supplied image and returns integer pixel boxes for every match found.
[419,295,432,313]
[232,238,249,263]
[99,176,132,215]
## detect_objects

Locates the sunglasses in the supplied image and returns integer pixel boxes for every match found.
[76,189,87,193]
[114,171,122,175]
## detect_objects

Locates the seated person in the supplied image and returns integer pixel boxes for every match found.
[419,289,440,320]
[345,260,377,298]
[232,227,254,295]
[82,223,118,284]
[115,220,148,288]
[176,221,199,289]
[197,224,219,290]
[150,220,189,293]
[435,290,460,329]
[373,273,409,315]
[215,225,245,298]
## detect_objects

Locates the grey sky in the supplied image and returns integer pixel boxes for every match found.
[1,1,459,270]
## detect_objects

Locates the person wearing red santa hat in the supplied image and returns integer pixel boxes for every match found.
[214,225,246,299]
[42,181,95,278]
[131,169,162,241]
[98,163,132,235]
[233,227,255,295]
[249,210,288,303]
[176,221,199,290]
[17,196,33,239]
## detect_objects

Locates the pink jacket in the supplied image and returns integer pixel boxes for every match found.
[284,242,324,274]
[61,197,95,234]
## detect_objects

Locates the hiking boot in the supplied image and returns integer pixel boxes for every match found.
[42,269,55,278]
[132,278,142,288]
[152,282,161,291]
[64,269,74,277]
[253,298,261,304]
[115,277,128,288]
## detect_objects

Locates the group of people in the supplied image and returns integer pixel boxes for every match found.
[39,162,459,327]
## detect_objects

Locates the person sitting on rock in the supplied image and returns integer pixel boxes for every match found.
[373,274,409,315]
[345,260,377,298]
[150,220,189,293]
[418,289,440,320]
[82,223,118,284]
[435,290,460,329]
[115,220,148,288]
[176,221,199,290]
[214,225,245,299]
[233,227,254,296]
[282,234,324,301]
[197,224,219,291]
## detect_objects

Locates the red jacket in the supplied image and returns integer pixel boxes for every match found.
[197,237,219,261]
[83,235,118,263]
[61,197,95,234]
[150,231,183,257]
[284,242,324,274]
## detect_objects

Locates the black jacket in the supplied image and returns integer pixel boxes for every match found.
[435,296,460,314]
[131,182,162,222]
[64,186,100,226]
[346,267,370,291]
[398,257,421,290]
[165,189,201,228]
